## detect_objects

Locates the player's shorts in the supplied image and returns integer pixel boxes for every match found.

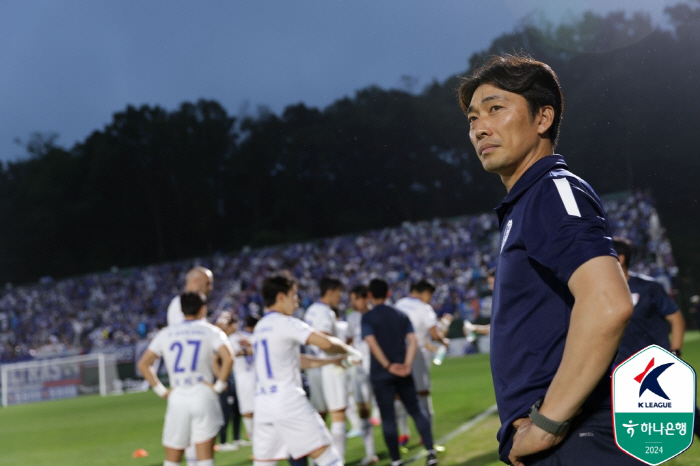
[307,364,348,412]
[162,384,223,449]
[253,399,332,461]
[234,369,255,415]
[411,350,431,393]
[350,364,373,405]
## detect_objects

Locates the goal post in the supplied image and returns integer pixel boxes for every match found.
[1,353,122,407]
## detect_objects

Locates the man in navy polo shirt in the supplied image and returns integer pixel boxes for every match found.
[361,278,437,466]
[458,55,639,465]
[612,237,685,366]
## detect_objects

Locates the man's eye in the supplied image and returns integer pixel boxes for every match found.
[490,105,502,112]
[468,116,477,124]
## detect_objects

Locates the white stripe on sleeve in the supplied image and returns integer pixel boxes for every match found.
[552,178,581,217]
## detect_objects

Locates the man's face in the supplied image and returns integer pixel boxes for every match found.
[281,285,299,316]
[197,271,214,296]
[467,84,543,177]
[350,292,369,313]
[327,288,343,308]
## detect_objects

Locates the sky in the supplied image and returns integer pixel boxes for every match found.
[0,0,683,162]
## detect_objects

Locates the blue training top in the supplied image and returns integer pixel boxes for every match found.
[491,154,617,458]
[361,303,414,380]
[614,273,678,366]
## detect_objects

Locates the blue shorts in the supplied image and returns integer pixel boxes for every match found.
[501,408,645,465]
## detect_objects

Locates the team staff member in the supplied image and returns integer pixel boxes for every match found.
[362,278,437,466]
[138,292,233,466]
[459,55,639,465]
[613,237,685,365]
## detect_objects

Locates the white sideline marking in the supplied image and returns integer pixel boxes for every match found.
[405,404,499,464]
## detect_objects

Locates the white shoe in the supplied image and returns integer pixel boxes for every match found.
[218,442,239,451]
[234,438,251,447]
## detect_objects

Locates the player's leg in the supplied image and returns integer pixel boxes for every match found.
[190,386,225,463]
[164,448,184,466]
[323,364,349,460]
[235,370,256,446]
[279,401,340,466]
[396,376,434,451]
[353,366,377,465]
[394,398,409,446]
[194,437,216,464]
[372,377,402,463]
[162,392,193,466]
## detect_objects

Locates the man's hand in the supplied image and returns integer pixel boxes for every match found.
[388,363,411,377]
[508,417,566,466]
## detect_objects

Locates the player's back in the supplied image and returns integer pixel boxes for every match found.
[303,302,336,357]
[149,320,228,389]
[253,311,314,420]
[395,297,436,348]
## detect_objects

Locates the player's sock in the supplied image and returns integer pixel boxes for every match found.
[185,443,198,466]
[314,445,343,466]
[361,417,375,457]
[253,462,270,466]
[346,397,362,433]
[243,417,254,443]
[197,460,214,466]
[330,421,346,459]
[394,400,408,438]
[164,461,180,466]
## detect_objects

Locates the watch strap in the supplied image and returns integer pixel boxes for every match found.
[529,397,570,435]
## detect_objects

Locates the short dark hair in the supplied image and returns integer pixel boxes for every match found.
[368,278,389,299]
[181,292,206,316]
[410,279,436,294]
[613,237,634,268]
[458,54,564,148]
[319,277,343,297]
[244,314,260,329]
[350,284,368,298]
[262,272,297,308]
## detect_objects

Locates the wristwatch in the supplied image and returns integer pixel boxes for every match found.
[529,397,570,435]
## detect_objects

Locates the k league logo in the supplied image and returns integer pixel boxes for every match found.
[612,345,696,465]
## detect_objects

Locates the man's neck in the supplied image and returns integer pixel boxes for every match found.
[502,144,553,192]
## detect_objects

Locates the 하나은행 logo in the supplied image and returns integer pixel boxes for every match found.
[612,345,695,465]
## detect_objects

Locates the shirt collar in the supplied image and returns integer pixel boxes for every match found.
[494,154,568,222]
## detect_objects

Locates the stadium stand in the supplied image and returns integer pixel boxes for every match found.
[0,190,678,364]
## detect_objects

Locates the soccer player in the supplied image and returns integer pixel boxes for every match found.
[214,311,242,452]
[459,54,638,465]
[252,272,360,466]
[346,284,378,465]
[230,314,259,448]
[137,292,234,466]
[303,277,349,458]
[394,279,449,444]
[362,278,437,466]
[168,267,214,326]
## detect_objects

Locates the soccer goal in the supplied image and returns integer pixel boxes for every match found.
[1,353,122,407]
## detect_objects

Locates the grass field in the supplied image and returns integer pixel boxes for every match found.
[2,334,700,466]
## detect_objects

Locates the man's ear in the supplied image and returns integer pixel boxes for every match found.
[536,106,555,136]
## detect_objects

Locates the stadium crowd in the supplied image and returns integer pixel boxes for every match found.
[0,190,678,363]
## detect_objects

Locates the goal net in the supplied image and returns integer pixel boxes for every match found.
[1,353,122,407]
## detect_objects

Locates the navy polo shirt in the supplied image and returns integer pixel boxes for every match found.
[614,273,678,366]
[361,303,414,380]
[491,155,617,456]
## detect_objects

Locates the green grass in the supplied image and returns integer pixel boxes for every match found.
[2,335,700,465]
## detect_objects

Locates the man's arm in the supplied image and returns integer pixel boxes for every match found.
[300,354,345,369]
[509,256,633,465]
[307,331,360,358]
[429,325,450,347]
[364,334,410,377]
[136,350,169,399]
[666,310,686,354]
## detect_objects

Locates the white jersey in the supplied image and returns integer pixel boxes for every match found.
[253,311,314,422]
[230,330,255,376]
[346,310,371,373]
[148,319,231,389]
[166,295,185,326]
[394,296,438,350]
[303,302,336,358]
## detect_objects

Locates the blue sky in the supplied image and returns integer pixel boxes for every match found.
[0,0,681,162]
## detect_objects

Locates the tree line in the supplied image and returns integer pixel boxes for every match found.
[1,3,699,299]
